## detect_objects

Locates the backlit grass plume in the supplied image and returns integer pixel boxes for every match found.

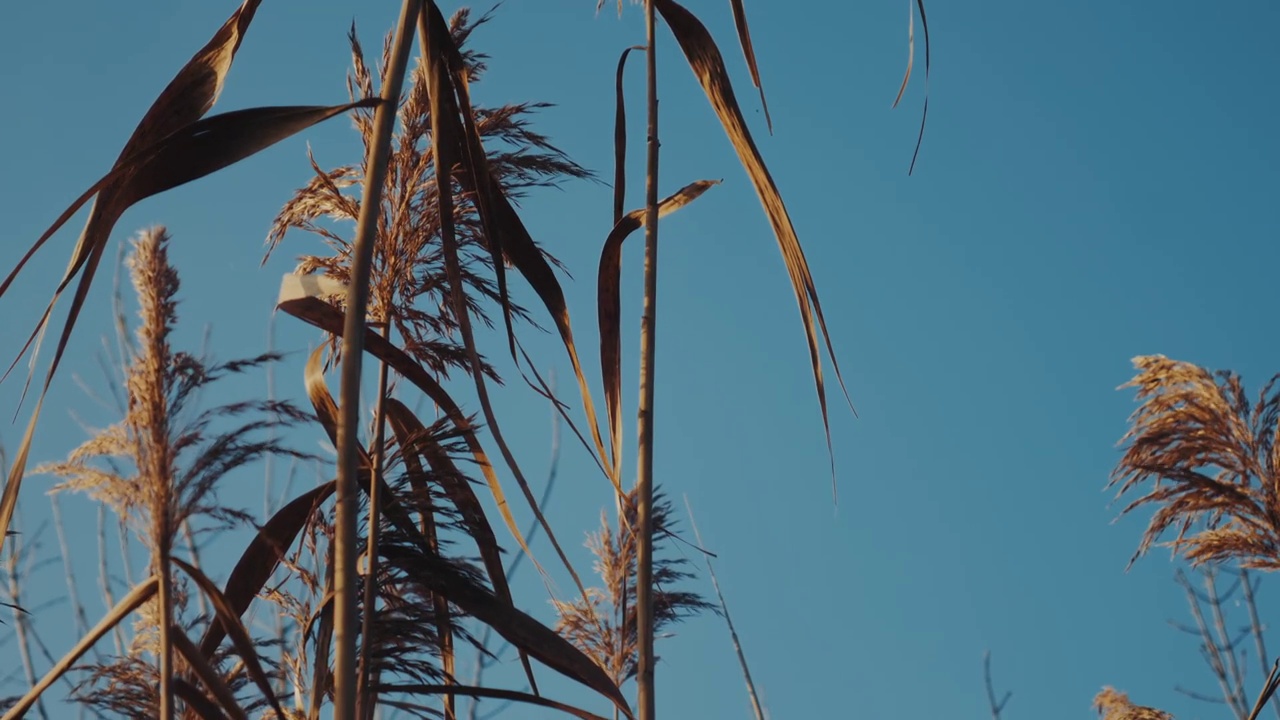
[265,8,591,379]
[554,488,713,686]
[1110,355,1280,569]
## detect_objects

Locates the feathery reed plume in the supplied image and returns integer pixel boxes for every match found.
[1111,355,1280,569]
[265,9,590,378]
[37,227,313,718]
[554,488,713,686]
[1094,687,1174,720]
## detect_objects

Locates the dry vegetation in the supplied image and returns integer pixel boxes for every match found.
[0,0,933,718]
[11,1,1277,720]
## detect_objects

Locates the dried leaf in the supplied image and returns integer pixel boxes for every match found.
[375,541,632,718]
[654,0,855,502]
[727,0,773,133]
[894,0,931,175]
[277,293,543,585]
[198,481,337,657]
[0,99,382,552]
[172,678,235,720]
[173,557,286,720]
[597,180,719,486]
[171,630,249,720]
[614,46,645,223]
[418,3,619,499]
[0,0,264,554]
[384,398,540,693]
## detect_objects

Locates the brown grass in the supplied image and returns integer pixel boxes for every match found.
[1111,355,1280,569]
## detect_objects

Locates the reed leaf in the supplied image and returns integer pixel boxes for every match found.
[597,180,719,486]
[172,678,234,720]
[171,629,251,720]
[383,398,539,692]
[653,0,855,502]
[0,104,379,553]
[0,0,268,553]
[198,481,337,658]
[173,557,287,720]
[419,3,619,497]
[1,576,159,720]
[278,284,547,586]
[726,0,772,133]
[898,0,930,175]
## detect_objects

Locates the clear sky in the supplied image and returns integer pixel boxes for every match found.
[2,1,1279,719]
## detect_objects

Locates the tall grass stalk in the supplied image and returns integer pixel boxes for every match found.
[634,1,660,717]
[333,3,421,718]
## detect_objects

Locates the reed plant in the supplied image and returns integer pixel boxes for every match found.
[0,1,930,717]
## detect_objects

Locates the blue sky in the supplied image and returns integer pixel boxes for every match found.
[2,1,1279,718]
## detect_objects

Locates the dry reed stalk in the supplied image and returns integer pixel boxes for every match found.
[2,515,49,720]
[634,1,660,716]
[332,2,421,717]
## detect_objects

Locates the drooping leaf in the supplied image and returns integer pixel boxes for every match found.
[613,46,645,224]
[597,180,719,486]
[892,0,932,175]
[727,0,773,133]
[198,480,337,657]
[1,576,159,720]
[0,0,266,554]
[418,3,619,499]
[172,678,235,720]
[380,398,457,713]
[171,630,250,720]
[277,288,543,583]
[374,541,632,718]
[654,0,855,502]
[173,557,286,720]
[416,6,608,618]
[0,100,383,552]
[384,398,539,692]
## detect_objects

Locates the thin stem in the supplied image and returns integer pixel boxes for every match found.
[49,496,92,644]
[983,651,1011,720]
[635,2,660,719]
[96,506,123,655]
[5,524,49,720]
[333,3,422,719]
[1206,570,1248,713]
[158,536,174,720]
[358,322,394,720]
[684,497,764,720]
[181,520,208,618]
